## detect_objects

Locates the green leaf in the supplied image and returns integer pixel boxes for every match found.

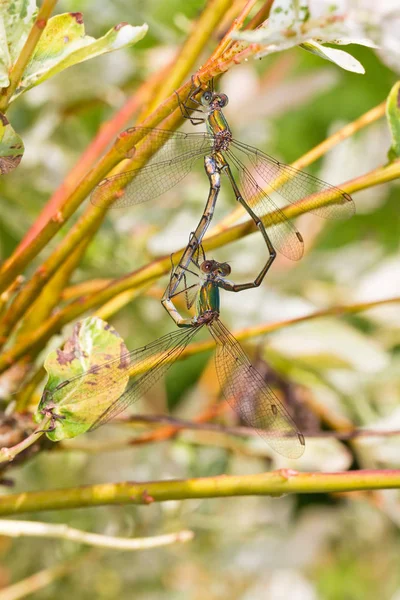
[300,41,365,74]
[0,113,24,173]
[386,81,400,162]
[232,0,374,72]
[35,317,129,441]
[0,0,37,86]
[14,13,148,99]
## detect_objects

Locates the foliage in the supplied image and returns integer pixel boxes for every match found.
[0,0,399,598]
[233,0,377,73]
[35,317,128,441]
[0,0,147,170]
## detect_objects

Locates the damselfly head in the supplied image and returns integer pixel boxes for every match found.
[200,260,231,278]
[200,91,229,109]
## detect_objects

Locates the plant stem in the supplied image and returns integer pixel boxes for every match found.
[16,0,233,257]
[142,0,234,117]
[0,520,194,550]
[0,421,47,464]
[0,158,398,373]
[206,0,258,64]
[1,91,389,342]
[16,240,90,339]
[212,99,387,232]
[0,553,94,600]
[178,295,400,359]
[1,469,400,515]
[62,415,400,449]
[0,0,58,112]
[0,32,280,295]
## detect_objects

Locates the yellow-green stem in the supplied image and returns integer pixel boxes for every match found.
[0,10,260,295]
[0,420,47,464]
[0,469,400,515]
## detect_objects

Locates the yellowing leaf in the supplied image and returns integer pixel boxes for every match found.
[15,13,147,99]
[0,113,24,173]
[0,0,37,86]
[386,81,400,161]
[35,317,129,441]
[232,0,375,73]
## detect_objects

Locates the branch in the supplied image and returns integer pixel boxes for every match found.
[0,0,261,295]
[0,422,47,464]
[0,1,255,336]
[0,554,93,600]
[0,155,399,374]
[211,98,387,232]
[141,0,235,118]
[0,519,193,550]
[1,470,400,515]
[60,414,400,453]
[0,0,58,112]
[15,0,233,256]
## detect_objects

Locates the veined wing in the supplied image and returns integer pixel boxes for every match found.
[47,326,201,431]
[166,239,204,308]
[231,139,355,219]
[91,128,214,208]
[89,325,202,429]
[209,319,305,459]
[226,149,304,260]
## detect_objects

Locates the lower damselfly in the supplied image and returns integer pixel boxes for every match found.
[38,246,305,458]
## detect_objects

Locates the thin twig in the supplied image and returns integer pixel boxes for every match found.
[60,413,400,454]
[0,159,398,374]
[211,99,387,232]
[0,421,47,464]
[0,553,93,600]
[0,519,194,550]
[16,0,233,256]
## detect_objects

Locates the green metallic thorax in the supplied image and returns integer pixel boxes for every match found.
[196,281,220,316]
[206,110,230,136]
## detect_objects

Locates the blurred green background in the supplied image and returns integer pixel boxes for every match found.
[1,1,400,598]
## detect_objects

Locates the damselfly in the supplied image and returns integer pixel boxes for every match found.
[38,245,305,458]
[92,79,354,273]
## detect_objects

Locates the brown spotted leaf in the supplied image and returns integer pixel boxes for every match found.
[35,317,129,441]
[0,113,24,174]
[14,13,147,99]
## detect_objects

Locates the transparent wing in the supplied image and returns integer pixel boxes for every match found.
[226,149,304,260]
[91,128,214,208]
[209,319,305,459]
[165,238,203,308]
[231,139,355,219]
[48,326,201,430]
[89,325,201,429]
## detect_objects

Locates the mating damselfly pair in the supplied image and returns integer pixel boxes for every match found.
[37,78,355,458]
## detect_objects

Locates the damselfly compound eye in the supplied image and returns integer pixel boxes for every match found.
[201,91,213,105]
[217,93,228,108]
[201,260,213,272]
[221,263,231,276]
